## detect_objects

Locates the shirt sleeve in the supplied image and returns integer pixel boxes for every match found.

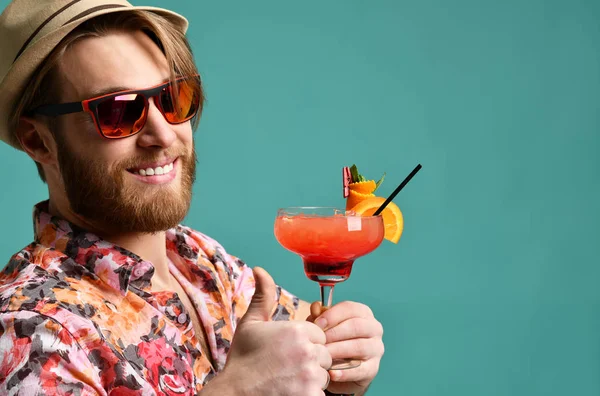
[0,311,104,395]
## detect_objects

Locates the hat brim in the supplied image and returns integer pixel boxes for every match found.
[0,5,188,150]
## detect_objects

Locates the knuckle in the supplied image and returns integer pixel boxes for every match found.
[308,324,327,344]
[304,386,325,396]
[375,319,384,336]
[374,359,381,373]
[351,318,363,336]
[298,366,312,385]
[295,343,315,362]
[326,325,339,341]
[380,339,385,356]
[298,364,319,386]
[319,344,333,366]
[275,325,303,347]
[365,360,381,380]
[289,324,305,338]
[353,340,366,357]
[284,324,307,342]
[356,339,371,357]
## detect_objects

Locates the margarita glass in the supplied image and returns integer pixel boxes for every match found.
[274,207,384,369]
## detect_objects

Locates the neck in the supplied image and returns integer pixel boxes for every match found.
[47,197,171,283]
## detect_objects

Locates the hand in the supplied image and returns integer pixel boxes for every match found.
[215,267,332,396]
[308,301,384,395]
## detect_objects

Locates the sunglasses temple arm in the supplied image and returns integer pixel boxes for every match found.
[34,101,85,116]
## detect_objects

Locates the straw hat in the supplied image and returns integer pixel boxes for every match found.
[0,0,188,150]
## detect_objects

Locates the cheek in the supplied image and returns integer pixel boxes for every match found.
[73,140,131,172]
[177,123,194,146]
[59,113,103,147]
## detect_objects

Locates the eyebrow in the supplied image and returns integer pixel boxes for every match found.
[86,77,171,98]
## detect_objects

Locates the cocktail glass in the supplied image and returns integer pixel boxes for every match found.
[274,207,384,369]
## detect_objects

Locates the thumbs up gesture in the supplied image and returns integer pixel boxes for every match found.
[215,267,332,395]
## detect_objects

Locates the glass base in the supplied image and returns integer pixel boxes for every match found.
[330,358,361,370]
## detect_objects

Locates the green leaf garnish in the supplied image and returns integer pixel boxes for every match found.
[349,164,385,190]
[350,164,366,183]
[374,172,386,191]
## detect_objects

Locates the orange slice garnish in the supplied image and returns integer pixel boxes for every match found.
[348,180,377,194]
[351,196,404,243]
[346,190,375,211]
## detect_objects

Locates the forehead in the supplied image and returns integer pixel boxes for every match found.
[57,30,171,99]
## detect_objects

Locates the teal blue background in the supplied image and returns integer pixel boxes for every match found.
[1,0,599,394]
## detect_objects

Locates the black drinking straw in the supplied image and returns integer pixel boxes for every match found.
[373,164,422,216]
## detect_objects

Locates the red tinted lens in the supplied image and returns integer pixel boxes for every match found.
[159,79,200,124]
[96,93,147,138]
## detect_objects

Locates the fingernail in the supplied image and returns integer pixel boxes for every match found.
[315,317,327,329]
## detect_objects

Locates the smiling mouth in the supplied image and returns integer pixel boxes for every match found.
[127,159,176,177]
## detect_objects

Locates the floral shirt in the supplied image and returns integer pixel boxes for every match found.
[0,201,299,395]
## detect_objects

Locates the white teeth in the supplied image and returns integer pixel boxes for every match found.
[136,162,174,176]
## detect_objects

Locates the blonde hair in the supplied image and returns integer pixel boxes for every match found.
[10,10,203,182]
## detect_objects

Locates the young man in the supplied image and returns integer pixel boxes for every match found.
[0,1,384,395]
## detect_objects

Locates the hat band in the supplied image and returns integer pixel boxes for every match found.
[64,4,126,25]
[13,1,126,64]
[13,0,82,63]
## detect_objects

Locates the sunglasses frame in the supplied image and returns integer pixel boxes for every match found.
[33,75,201,139]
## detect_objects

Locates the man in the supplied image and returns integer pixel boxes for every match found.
[0,1,384,395]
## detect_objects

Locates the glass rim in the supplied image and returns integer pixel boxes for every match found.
[276,206,383,218]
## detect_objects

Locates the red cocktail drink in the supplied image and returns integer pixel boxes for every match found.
[274,213,384,285]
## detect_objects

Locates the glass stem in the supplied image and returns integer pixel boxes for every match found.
[320,284,335,309]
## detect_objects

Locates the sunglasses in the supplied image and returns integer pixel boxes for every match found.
[33,76,201,139]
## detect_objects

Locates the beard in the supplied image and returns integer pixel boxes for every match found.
[55,136,196,235]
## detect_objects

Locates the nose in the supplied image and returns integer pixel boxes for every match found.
[135,98,177,149]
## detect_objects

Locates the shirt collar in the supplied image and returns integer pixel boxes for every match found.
[33,200,161,295]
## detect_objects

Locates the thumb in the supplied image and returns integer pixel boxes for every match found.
[242,267,277,323]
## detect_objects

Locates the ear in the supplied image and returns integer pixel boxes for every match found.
[15,116,59,167]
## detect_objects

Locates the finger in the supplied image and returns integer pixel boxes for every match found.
[325,317,383,344]
[310,301,328,318]
[314,301,374,331]
[302,385,326,396]
[242,267,277,322]
[328,359,379,386]
[326,338,384,360]
[322,369,331,390]
[324,381,357,396]
[298,321,327,345]
[315,344,332,370]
